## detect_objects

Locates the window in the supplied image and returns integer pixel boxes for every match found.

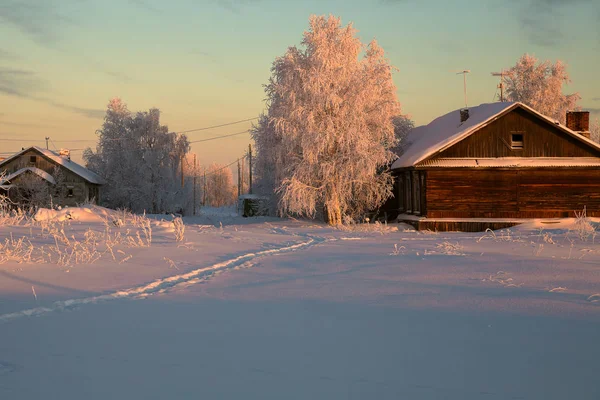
[511,133,524,150]
[67,187,74,197]
[29,155,37,164]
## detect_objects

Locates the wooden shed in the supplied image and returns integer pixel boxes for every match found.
[390,102,600,231]
[0,146,105,207]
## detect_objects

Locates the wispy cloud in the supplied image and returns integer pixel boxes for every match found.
[127,0,161,14]
[0,0,71,46]
[42,98,105,119]
[0,120,60,129]
[592,97,600,102]
[0,67,103,119]
[0,2,133,83]
[0,67,44,97]
[74,53,135,83]
[217,0,261,14]
[585,107,600,113]
[514,0,598,47]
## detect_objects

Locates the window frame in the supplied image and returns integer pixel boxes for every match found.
[511,132,524,150]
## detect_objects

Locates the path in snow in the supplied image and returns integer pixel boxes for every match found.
[0,234,325,323]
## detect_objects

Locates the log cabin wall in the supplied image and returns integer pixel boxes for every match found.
[425,168,600,218]
[436,108,600,159]
[395,170,427,217]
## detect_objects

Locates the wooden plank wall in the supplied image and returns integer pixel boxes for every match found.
[426,169,600,218]
[437,108,600,159]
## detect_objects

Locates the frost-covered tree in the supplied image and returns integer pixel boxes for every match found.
[204,163,236,207]
[51,166,67,205]
[591,118,600,143]
[504,54,580,123]
[84,98,190,213]
[391,114,415,156]
[252,15,401,225]
[12,174,50,210]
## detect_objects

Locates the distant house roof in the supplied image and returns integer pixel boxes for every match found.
[391,102,600,169]
[0,167,57,185]
[0,146,105,185]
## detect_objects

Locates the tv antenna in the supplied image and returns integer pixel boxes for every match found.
[491,69,506,102]
[455,70,470,108]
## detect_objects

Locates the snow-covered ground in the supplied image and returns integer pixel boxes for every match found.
[1,206,599,399]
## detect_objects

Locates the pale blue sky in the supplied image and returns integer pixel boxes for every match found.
[1,0,599,165]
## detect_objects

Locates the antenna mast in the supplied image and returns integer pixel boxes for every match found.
[456,70,470,108]
[491,69,506,102]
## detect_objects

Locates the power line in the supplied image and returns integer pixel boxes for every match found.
[203,156,246,179]
[189,130,250,144]
[176,117,258,134]
[0,138,45,142]
[0,129,251,146]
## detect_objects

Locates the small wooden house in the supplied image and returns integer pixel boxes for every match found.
[390,102,600,231]
[0,146,105,207]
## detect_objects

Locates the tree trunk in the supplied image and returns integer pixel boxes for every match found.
[324,191,342,226]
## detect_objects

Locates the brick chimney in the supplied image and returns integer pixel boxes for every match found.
[566,111,590,139]
[460,108,469,123]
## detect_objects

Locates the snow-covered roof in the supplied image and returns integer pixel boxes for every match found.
[0,167,57,185]
[392,102,600,169]
[0,146,105,184]
[417,157,600,168]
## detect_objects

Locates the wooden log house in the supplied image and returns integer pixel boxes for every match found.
[0,146,105,207]
[389,102,600,231]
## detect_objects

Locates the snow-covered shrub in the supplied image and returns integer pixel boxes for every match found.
[0,234,36,264]
[573,206,596,242]
[172,216,185,242]
[435,241,465,256]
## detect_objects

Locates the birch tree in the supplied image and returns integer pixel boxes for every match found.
[252,15,401,225]
[504,54,580,123]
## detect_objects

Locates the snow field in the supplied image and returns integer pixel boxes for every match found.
[1,206,600,399]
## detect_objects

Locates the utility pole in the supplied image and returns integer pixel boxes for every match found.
[237,159,241,197]
[491,69,506,102]
[193,154,197,215]
[241,156,245,195]
[248,144,253,194]
[203,168,207,206]
[180,155,184,188]
[456,70,471,108]
[45,137,50,149]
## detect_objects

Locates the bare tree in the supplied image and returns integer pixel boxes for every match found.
[252,15,401,225]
